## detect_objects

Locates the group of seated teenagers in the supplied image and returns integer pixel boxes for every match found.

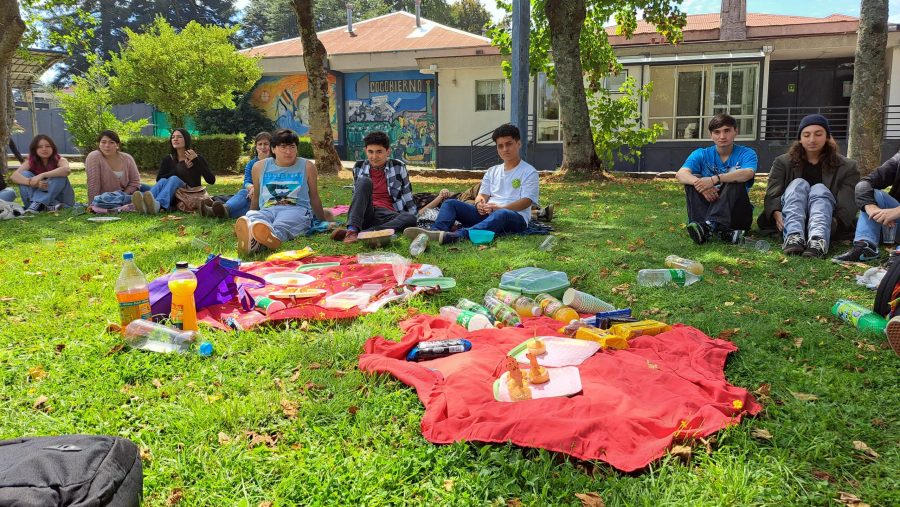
[0,123,543,258]
[677,112,900,263]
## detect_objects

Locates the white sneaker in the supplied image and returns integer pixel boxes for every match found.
[235,217,261,256]
[131,191,145,213]
[143,192,160,215]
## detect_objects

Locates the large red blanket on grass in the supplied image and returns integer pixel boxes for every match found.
[359,315,762,472]
[198,255,410,330]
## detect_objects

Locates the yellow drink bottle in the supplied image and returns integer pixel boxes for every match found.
[168,262,198,331]
[535,293,579,323]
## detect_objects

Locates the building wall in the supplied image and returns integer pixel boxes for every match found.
[436,67,510,147]
[247,74,341,142]
[343,70,436,166]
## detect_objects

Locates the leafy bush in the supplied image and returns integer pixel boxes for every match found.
[298,137,314,159]
[122,134,243,173]
[195,93,275,144]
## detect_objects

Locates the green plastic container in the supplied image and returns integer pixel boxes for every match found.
[498,267,570,299]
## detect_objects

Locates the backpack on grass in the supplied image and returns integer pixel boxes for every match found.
[0,435,142,506]
[874,258,900,318]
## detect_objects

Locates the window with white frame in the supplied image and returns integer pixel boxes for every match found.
[604,70,629,93]
[476,80,505,111]
[537,73,561,142]
[648,62,759,140]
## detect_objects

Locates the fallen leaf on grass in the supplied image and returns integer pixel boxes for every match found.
[713,266,729,275]
[506,499,523,507]
[54,343,65,354]
[308,362,322,370]
[33,395,49,410]
[791,391,818,402]
[79,273,92,282]
[152,379,163,389]
[598,268,610,278]
[793,337,804,348]
[0,296,15,302]
[871,418,887,428]
[139,446,152,462]
[289,364,302,382]
[280,399,299,419]
[106,322,122,334]
[477,245,489,251]
[812,469,835,483]
[852,440,879,459]
[28,365,47,380]
[258,502,274,507]
[751,428,773,440]
[574,492,606,507]
[217,432,231,445]
[717,328,739,340]
[836,491,870,507]
[304,382,321,391]
[244,431,278,449]
[333,370,348,377]
[611,283,630,295]
[669,444,692,463]
[348,405,359,415]
[775,329,791,339]
[166,488,183,506]
[443,479,454,492]
[723,301,735,307]
[160,215,183,222]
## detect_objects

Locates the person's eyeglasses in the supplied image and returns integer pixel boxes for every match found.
[275,144,297,150]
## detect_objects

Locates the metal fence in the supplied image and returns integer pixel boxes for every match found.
[759,105,900,141]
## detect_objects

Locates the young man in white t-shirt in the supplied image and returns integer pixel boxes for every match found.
[404,124,539,244]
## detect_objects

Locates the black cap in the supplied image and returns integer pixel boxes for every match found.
[175,261,189,269]
[797,114,831,139]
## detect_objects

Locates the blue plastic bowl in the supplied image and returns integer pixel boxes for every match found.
[468,229,495,244]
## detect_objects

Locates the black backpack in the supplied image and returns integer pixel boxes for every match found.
[0,435,142,507]
[874,259,900,317]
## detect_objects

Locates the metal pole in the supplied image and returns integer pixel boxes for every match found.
[510,0,530,156]
[28,87,38,136]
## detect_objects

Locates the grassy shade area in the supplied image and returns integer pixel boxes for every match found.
[0,171,897,506]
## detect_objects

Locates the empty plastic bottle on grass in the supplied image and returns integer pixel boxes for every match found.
[831,299,887,334]
[538,235,557,252]
[636,269,702,287]
[483,296,522,327]
[439,306,494,331]
[456,298,496,324]
[664,255,704,276]
[535,293,580,324]
[737,237,771,252]
[115,252,151,332]
[124,319,213,356]
[485,288,543,318]
[409,233,429,257]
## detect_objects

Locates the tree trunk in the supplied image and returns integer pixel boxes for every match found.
[544,0,603,175]
[0,1,26,178]
[292,0,342,174]
[848,0,888,176]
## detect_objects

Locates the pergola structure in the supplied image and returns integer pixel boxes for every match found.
[9,48,67,136]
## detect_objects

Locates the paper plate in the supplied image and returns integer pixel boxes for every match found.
[295,262,341,272]
[404,276,456,289]
[263,272,315,286]
[87,216,121,222]
[269,287,326,299]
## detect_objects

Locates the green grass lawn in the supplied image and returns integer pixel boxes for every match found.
[1,170,897,506]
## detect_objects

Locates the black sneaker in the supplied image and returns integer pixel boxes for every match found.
[686,221,712,245]
[832,241,878,263]
[719,229,745,245]
[801,236,828,258]
[24,201,44,214]
[782,234,805,255]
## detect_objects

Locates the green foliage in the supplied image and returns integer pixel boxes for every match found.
[588,78,664,165]
[55,61,149,153]
[297,137,314,159]
[195,93,275,144]
[122,134,244,173]
[108,16,262,129]
[487,0,686,169]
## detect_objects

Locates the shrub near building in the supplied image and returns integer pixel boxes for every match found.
[123,134,244,173]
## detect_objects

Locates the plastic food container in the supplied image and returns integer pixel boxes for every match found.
[357,251,403,265]
[468,229,495,244]
[322,290,372,310]
[499,267,570,299]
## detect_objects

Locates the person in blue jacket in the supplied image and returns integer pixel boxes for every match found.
[201,132,272,219]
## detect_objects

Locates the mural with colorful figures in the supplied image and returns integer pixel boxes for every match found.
[344,71,436,167]
[249,74,340,141]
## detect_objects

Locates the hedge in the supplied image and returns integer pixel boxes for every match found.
[123,134,243,173]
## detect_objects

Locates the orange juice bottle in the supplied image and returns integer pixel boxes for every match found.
[168,262,198,331]
[535,293,580,323]
[115,252,151,332]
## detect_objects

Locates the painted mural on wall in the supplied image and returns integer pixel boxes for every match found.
[249,75,339,141]
[344,71,436,166]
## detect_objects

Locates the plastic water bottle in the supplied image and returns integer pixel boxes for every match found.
[539,235,557,251]
[636,269,702,287]
[439,306,494,331]
[535,293,580,323]
[831,299,888,334]
[485,288,542,318]
[456,298,496,324]
[482,296,522,327]
[406,339,472,361]
[115,252,151,332]
[124,320,197,353]
[168,262,198,331]
[737,237,771,252]
[664,255,704,276]
[409,233,429,257]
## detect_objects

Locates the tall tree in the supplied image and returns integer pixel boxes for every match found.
[848,0,888,176]
[449,0,491,35]
[492,1,684,175]
[292,0,342,173]
[108,17,261,128]
[240,0,298,47]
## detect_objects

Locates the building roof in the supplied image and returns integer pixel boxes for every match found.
[10,48,67,89]
[607,12,859,45]
[243,11,493,59]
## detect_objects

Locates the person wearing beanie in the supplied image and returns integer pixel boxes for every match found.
[833,149,900,263]
[675,113,758,245]
[758,114,860,258]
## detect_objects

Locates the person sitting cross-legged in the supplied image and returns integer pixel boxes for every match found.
[675,113,758,245]
[9,134,76,213]
[330,131,417,244]
[405,123,538,244]
[833,149,900,263]
[234,129,331,255]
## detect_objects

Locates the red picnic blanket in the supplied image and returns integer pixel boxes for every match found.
[199,255,415,330]
[358,315,762,472]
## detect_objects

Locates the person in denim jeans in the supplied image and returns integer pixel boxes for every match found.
[758,114,860,258]
[8,134,75,213]
[833,150,900,263]
[200,131,271,219]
